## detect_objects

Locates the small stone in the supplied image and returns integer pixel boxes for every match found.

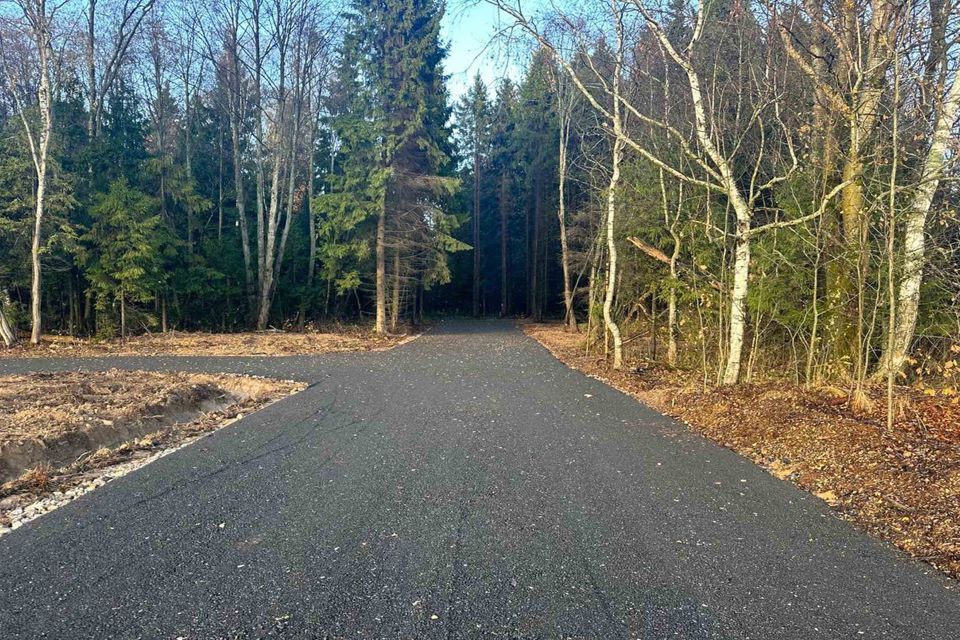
[0,495,22,510]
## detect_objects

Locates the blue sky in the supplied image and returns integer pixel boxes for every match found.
[441,1,523,100]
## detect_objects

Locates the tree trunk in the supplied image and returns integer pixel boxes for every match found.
[391,248,401,332]
[375,194,387,335]
[531,174,542,322]
[500,174,509,316]
[667,286,677,366]
[306,142,317,291]
[880,68,960,375]
[256,147,285,330]
[821,1,898,373]
[525,188,531,316]
[605,132,624,369]
[667,234,679,366]
[557,113,576,331]
[218,127,224,243]
[120,288,126,342]
[184,83,195,255]
[303,147,317,327]
[825,143,867,366]
[161,293,168,333]
[472,147,481,317]
[30,169,46,345]
[85,0,98,181]
[229,102,255,314]
[28,22,54,345]
[722,214,751,384]
[0,290,16,347]
[585,259,597,354]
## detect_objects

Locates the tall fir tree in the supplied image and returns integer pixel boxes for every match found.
[329,0,459,332]
[454,74,492,316]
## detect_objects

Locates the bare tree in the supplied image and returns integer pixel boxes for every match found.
[548,55,578,331]
[603,4,625,368]
[1,0,60,344]
[779,0,907,375]
[200,0,256,314]
[488,0,829,382]
[881,36,960,374]
[85,0,157,154]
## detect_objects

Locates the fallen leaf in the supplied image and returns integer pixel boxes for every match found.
[815,490,839,505]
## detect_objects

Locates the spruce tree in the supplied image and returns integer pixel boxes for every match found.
[335,0,458,332]
[83,178,164,340]
[455,74,492,316]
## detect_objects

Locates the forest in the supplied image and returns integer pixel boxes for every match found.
[1,0,959,396]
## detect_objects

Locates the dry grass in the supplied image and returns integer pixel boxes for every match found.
[0,327,405,358]
[0,370,298,443]
[0,371,304,515]
[18,465,51,494]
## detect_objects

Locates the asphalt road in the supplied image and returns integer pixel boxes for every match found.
[0,319,958,639]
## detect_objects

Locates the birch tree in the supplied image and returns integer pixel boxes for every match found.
[488,0,823,382]
[0,292,15,347]
[881,38,960,374]
[778,0,907,374]
[549,55,578,331]
[204,0,256,312]
[603,5,625,368]
[1,0,59,344]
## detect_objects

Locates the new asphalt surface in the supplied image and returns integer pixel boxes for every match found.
[0,319,958,639]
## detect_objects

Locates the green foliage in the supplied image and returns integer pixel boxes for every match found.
[312,190,374,296]
[83,178,164,316]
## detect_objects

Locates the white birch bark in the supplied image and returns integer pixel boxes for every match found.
[8,1,57,345]
[557,92,577,331]
[0,291,16,347]
[882,69,960,374]
[637,5,754,383]
[604,29,625,369]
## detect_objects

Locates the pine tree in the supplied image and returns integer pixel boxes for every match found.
[489,78,519,316]
[332,0,459,332]
[83,178,164,340]
[515,49,559,321]
[455,74,492,316]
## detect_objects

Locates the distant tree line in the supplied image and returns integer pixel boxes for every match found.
[2,0,960,398]
[0,0,459,340]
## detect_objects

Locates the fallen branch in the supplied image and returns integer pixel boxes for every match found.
[625,236,723,292]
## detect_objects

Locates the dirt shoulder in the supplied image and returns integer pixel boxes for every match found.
[525,322,960,580]
[0,328,409,358]
[0,370,304,534]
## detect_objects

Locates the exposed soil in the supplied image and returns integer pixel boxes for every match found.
[525,322,960,579]
[0,370,304,533]
[0,327,407,358]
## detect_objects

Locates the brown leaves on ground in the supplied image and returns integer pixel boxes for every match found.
[525,322,960,579]
[18,465,52,495]
[0,327,404,358]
